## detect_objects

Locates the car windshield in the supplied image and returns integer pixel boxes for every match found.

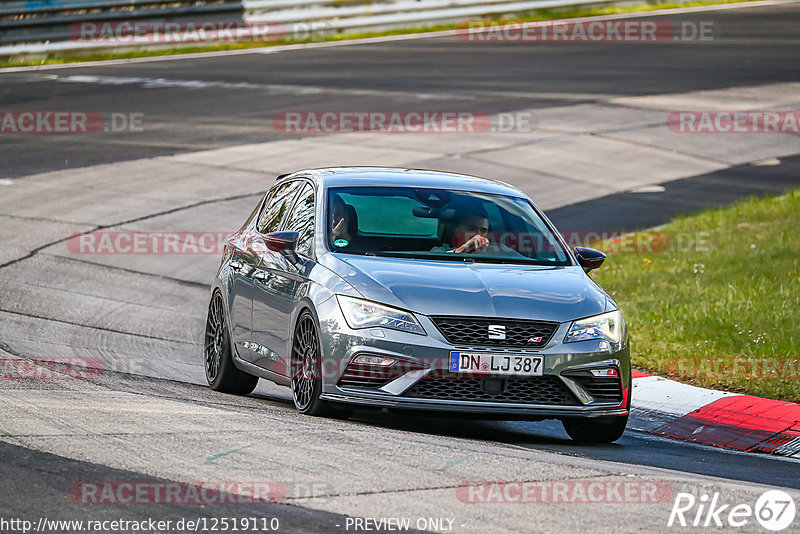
[327,186,571,265]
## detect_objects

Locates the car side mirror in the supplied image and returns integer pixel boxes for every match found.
[265,231,300,264]
[574,247,606,272]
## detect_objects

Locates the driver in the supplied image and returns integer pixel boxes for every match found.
[431,209,491,254]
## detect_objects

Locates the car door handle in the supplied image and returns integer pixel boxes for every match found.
[229,260,242,271]
[253,270,269,282]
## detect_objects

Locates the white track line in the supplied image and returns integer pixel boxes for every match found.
[0,0,797,73]
[632,375,740,418]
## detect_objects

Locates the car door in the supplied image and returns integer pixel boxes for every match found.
[227,192,273,363]
[251,181,316,376]
[237,179,303,365]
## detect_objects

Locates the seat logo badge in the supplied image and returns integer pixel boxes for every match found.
[488,325,506,340]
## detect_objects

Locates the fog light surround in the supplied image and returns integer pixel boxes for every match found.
[352,355,396,366]
[589,368,619,377]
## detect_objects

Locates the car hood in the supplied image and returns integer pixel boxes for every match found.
[324,254,608,323]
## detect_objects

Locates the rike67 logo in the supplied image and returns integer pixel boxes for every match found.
[668,490,796,531]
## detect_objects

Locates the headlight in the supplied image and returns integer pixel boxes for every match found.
[564,310,624,343]
[336,296,426,335]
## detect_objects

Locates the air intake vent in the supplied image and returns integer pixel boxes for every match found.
[405,375,578,405]
[571,376,623,403]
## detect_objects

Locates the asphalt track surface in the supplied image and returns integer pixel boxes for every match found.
[0,440,359,534]
[0,2,799,177]
[2,2,800,532]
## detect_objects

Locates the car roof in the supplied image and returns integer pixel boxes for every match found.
[281,167,527,198]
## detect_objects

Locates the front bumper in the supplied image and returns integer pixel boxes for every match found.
[315,296,631,419]
[320,392,629,419]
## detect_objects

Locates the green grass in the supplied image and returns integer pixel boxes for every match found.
[0,0,759,69]
[592,190,800,402]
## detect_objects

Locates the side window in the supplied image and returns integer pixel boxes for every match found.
[258,181,302,234]
[283,183,315,257]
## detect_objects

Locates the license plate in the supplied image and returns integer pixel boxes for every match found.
[449,352,544,376]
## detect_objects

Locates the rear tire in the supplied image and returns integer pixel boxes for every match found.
[205,291,258,395]
[562,415,628,443]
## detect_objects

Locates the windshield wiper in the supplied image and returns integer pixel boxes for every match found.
[363,251,563,266]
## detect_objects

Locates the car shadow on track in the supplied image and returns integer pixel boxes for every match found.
[248,389,617,448]
[245,388,800,491]
[348,409,581,447]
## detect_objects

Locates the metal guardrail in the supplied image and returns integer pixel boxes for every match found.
[0,0,246,46]
[0,0,648,55]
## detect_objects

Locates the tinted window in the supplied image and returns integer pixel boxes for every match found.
[327,187,570,266]
[258,181,302,234]
[336,192,437,236]
[284,183,315,257]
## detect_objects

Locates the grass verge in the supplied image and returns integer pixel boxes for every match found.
[0,0,760,69]
[592,189,800,402]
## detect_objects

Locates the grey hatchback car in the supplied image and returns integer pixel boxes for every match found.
[205,167,630,442]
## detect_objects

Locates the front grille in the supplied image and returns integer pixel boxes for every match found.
[571,376,623,403]
[430,316,558,348]
[405,375,579,405]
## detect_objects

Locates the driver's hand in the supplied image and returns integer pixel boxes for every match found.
[456,235,490,253]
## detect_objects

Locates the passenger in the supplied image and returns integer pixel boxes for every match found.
[331,196,358,247]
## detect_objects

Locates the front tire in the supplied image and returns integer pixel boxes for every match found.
[205,291,258,395]
[291,311,354,419]
[562,415,628,443]
[290,311,332,416]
